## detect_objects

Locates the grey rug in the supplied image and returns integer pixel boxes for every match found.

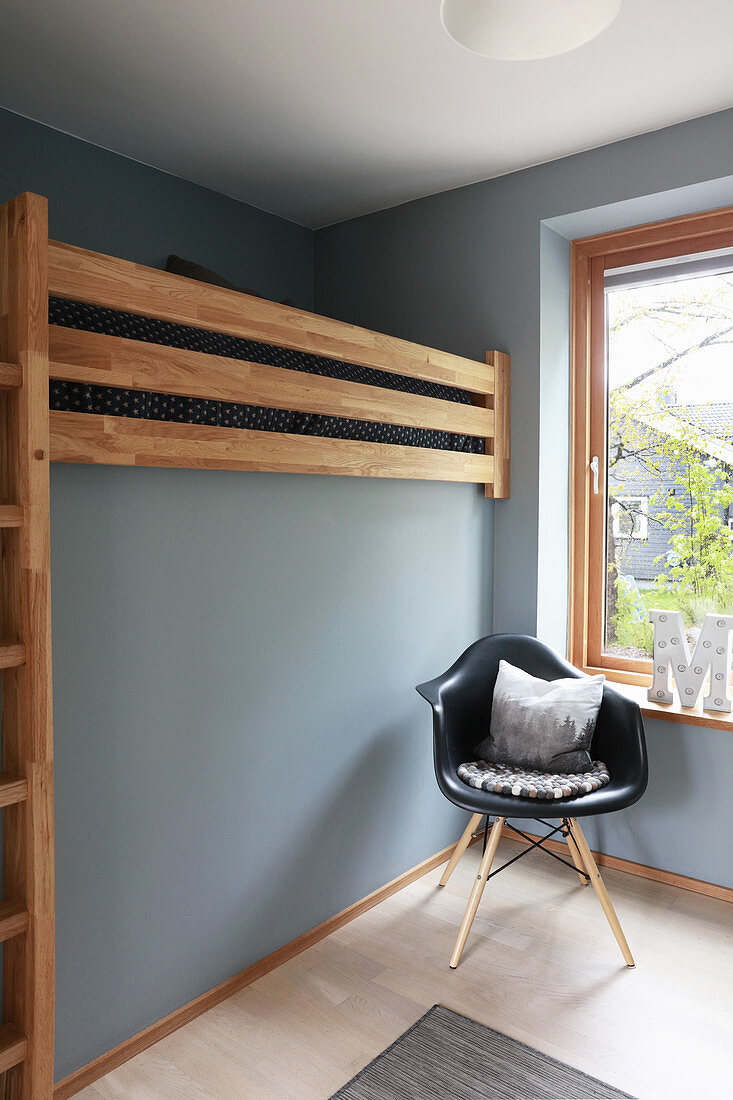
[331,1005,632,1099]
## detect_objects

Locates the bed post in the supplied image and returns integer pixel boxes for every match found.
[485,350,510,498]
[0,193,55,1098]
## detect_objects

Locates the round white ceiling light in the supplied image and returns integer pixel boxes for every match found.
[440,0,623,61]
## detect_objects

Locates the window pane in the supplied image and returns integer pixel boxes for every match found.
[605,268,733,659]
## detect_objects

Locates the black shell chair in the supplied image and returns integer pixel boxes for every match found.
[417,634,647,969]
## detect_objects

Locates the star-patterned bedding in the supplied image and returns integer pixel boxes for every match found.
[49,298,484,454]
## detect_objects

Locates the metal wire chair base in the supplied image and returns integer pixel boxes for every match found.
[478,815,590,882]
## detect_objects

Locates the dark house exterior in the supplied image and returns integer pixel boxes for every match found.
[609,401,733,585]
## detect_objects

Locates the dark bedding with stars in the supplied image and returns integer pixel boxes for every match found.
[48,298,484,453]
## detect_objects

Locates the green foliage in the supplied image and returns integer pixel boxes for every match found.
[654,448,733,607]
[605,277,733,651]
[608,401,733,645]
[611,575,653,651]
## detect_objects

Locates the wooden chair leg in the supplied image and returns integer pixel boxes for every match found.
[449,816,505,969]
[567,818,635,967]
[439,812,484,887]
[563,820,589,886]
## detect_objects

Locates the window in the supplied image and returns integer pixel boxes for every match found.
[611,497,648,541]
[570,206,733,686]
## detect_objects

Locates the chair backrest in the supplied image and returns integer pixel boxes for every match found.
[417,633,646,784]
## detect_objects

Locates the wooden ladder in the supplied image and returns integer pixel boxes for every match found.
[0,193,55,1097]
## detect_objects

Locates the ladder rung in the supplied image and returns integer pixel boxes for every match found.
[0,774,28,809]
[0,361,22,389]
[0,901,29,943]
[0,505,24,528]
[0,1024,27,1074]
[0,641,26,669]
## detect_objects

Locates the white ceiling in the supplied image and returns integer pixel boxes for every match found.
[1,0,732,229]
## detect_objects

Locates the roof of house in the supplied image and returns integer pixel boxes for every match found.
[672,403,733,444]
[633,401,733,468]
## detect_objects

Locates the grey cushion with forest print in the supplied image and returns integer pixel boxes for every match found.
[473,660,605,773]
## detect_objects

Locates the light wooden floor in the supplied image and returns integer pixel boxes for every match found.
[78,836,733,1099]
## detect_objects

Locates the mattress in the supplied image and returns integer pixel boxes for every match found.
[49,298,484,454]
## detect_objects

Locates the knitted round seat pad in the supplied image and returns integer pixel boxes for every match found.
[457,760,610,800]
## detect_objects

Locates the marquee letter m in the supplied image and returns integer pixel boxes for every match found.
[648,610,733,713]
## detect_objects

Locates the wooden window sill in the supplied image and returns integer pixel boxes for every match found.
[604,677,733,732]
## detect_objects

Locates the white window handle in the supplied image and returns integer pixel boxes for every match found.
[590,456,599,495]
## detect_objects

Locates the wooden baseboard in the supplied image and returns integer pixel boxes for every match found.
[53,833,479,1099]
[502,826,733,904]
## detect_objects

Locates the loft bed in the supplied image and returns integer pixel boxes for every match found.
[45,248,510,489]
[0,193,511,1098]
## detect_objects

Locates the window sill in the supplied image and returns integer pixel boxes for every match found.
[604,677,733,732]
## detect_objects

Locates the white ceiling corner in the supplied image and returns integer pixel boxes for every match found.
[0,0,732,228]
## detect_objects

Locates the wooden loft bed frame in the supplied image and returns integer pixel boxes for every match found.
[45,243,510,491]
[0,192,510,1097]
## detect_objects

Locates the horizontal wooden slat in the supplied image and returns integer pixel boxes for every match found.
[0,901,30,943]
[0,505,24,527]
[0,641,26,669]
[49,326,494,440]
[0,774,29,809]
[0,360,22,388]
[48,241,495,395]
[50,411,494,483]
[0,1025,27,1075]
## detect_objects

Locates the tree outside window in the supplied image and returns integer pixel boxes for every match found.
[605,272,733,658]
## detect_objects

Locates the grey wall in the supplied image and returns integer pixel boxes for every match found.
[537,225,571,654]
[315,107,733,891]
[51,467,491,1079]
[0,108,313,307]
[1,107,493,1080]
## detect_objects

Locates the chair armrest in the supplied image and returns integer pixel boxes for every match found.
[415,676,443,707]
[416,677,470,777]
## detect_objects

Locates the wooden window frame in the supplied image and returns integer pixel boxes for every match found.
[569,203,733,691]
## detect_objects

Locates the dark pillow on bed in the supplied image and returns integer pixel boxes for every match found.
[165,255,294,307]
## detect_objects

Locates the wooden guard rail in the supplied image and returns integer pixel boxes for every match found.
[46,239,510,495]
[48,241,495,391]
